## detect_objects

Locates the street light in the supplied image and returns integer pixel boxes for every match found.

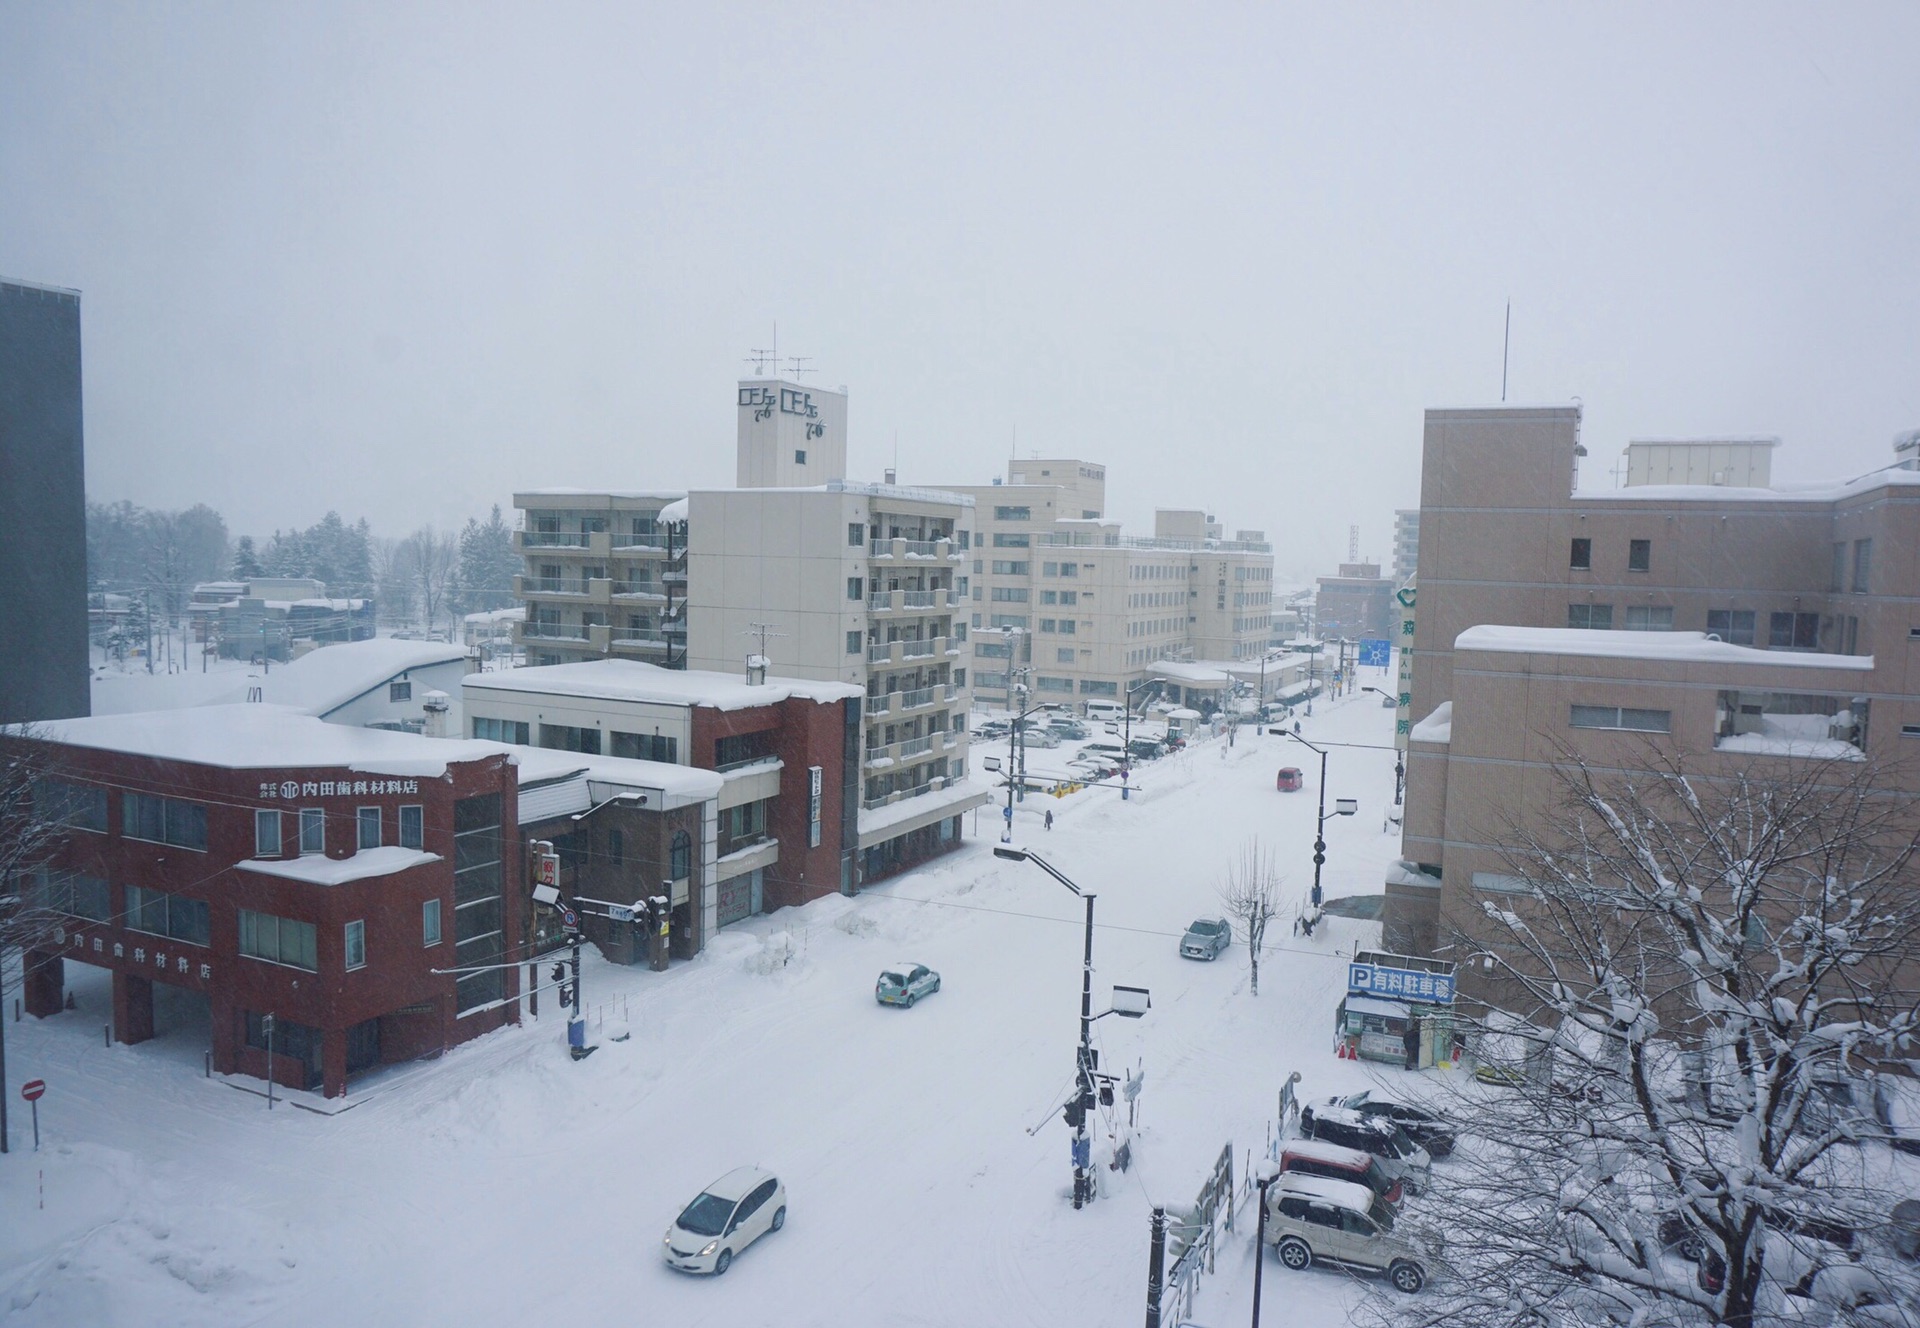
[1268,729,1355,907]
[1251,1158,1282,1327]
[1359,686,1406,806]
[993,844,1149,1210]
[1120,678,1162,802]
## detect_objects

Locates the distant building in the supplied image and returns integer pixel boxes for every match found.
[224,637,476,732]
[197,577,376,661]
[1393,510,1420,584]
[1315,561,1394,640]
[0,277,89,721]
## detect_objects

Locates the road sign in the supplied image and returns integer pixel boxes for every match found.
[21,1079,45,1102]
[560,907,579,930]
[1358,638,1391,669]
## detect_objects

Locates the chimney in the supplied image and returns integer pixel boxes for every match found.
[421,690,451,738]
[746,654,768,686]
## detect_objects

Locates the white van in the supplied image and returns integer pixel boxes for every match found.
[1083,699,1126,723]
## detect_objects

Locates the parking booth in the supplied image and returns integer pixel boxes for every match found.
[1337,952,1457,1069]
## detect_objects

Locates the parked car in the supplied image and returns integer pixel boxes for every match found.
[1265,1174,1439,1294]
[1021,727,1061,748]
[1048,719,1089,740]
[1298,1104,1432,1194]
[1280,1138,1405,1207]
[1127,738,1166,761]
[1276,767,1304,792]
[1180,918,1232,961]
[1332,1091,1458,1157]
[663,1167,787,1275]
[875,963,941,1007]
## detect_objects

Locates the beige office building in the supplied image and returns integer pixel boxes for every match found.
[1390,405,1920,968]
[946,461,1274,710]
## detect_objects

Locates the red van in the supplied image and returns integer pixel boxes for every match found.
[1277,767,1304,792]
[1280,1138,1405,1207]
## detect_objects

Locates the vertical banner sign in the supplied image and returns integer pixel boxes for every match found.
[808,766,823,849]
[1395,584,1416,750]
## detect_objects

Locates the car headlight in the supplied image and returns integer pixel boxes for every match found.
[698,1240,719,1257]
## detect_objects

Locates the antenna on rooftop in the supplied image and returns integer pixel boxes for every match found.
[1501,300,1511,402]
[742,621,788,684]
[1348,525,1360,562]
[786,356,814,379]
[744,346,776,376]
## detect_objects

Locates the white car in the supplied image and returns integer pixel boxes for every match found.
[662,1167,787,1275]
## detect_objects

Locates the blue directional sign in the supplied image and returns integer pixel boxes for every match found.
[1358,638,1392,669]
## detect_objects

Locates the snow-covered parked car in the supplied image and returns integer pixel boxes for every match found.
[1331,1091,1457,1157]
[1298,1104,1432,1193]
[876,963,941,1007]
[1265,1173,1441,1294]
[1180,918,1231,961]
[663,1167,787,1275]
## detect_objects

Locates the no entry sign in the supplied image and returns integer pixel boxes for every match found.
[20,1079,45,1102]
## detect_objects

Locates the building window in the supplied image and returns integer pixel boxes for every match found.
[1059,562,1078,578]
[994,505,1031,521]
[255,809,282,858]
[1079,679,1118,697]
[991,560,1029,576]
[848,577,863,601]
[540,722,601,754]
[715,731,775,770]
[390,679,412,702]
[423,898,443,946]
[1058,590,1077,605]
[32,779,107,832]
[354,806,380,850]
[1570,704,1671,733]
[1768,612,1820,650]
[1624,605,1673,631]
[958,530,970,550]
[1036,676,1075,693]
[238,908,318,970]
[1058,619,1076,635]
[847,629,862,655]
[122,792,207,851]
[1057,648,1076,663]
[611,731,677,763]
[992,533,1029,548]
[1832,542,1847,592]
[1570,538,1591,570]
[128,884,212,945]
[472,716,530,744]
[299,807,325,855]
[848,522,863,547]
[991,587,1030,603]
[1852,538,1873,593]
[345,920,366,971]
[989,614,1029,630]
[1471,872,1531,894]
[608,829,624,866]
[1706,609,1756,645]
[30,866,110,921]
[1039,618,1056,632]
[1041,590,1057,605]
[795,449,807,465]
[953,668,965,687]
[1567,603,1613,630]
[1628,539,1651,572]
[670,830,692,880]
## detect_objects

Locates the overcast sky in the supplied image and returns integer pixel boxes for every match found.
[4,3,1916,577]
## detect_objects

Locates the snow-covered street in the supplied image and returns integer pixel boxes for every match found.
[2,688,1415,1327]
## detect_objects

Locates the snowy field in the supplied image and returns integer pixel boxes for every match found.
[2,686,1422,1328]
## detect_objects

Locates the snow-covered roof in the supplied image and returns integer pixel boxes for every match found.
[658,497,689,523]
[464,659,861,711]
[1281,1137,1375,1167]
[494,742,724,805]
[1271,1173,1376,1211]
[218,638,471,716]
[238,847,443,886]
[39,705,506,775]
[1149,661,1233,684]
[1409,702,1451,745]
[463,607,525,624]
[517,488,686,500]
[1577,466,1920,505]
[1453,627,1872,671]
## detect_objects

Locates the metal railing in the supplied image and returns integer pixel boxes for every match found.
[902,590,937,608]
[522,622,588,641]
[901,639,936,659]
[899,686,936,711]
[897,736,934,759]
[520,530,593,547]
[866,693,891,716]
[612,581,662,598]
[525,578,596,596]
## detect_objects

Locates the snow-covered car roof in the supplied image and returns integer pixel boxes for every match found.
[1282,1137,1377,1168]
[1273,1173,1376,1212]
[1314,1105,1390,1132]
[881,963,924,977]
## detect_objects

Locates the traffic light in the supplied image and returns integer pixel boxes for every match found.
[1099,1082,1115,1107]
[1063,1099,1086,1129]
[550,963,566,983]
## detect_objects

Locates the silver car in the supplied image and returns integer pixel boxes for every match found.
[1180,917,1231,961]
[1266,1173,1440,1293]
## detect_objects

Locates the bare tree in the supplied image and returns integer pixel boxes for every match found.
[397,527,458,635]
[0,726,76,1153]
[1219,840,1283,995]
[1372,751,1920,1328]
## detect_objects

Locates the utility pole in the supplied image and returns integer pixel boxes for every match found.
[1073,889,1096,1207]
[566,930,591,1059]
[1145,1206,1167,1328]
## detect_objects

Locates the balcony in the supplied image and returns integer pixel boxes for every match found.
[898,686,937,713]
[866,693,891,716]
[612,581,665,602]
[898,736,934,759]
[868,536,958,561]
[901,639,936,660]
[866,636,953,668]
[517,530,591,549]
[611,633,669,653]
[520,621,590,643]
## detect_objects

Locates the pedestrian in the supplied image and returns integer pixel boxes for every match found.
[1044,809,1054,831]
[1403,1020,1422,1071]
[1293,719,1302,735]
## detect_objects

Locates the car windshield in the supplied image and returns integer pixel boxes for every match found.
[1386,1124,1418,1157]
[1370,1198,1396,1233]
[1367,1158,1394,1193]
[676,1192,735,1237]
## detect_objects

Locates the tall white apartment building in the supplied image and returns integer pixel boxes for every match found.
[946,462,1274,709]
[513,375,988,883]
[1393,509,1420,584]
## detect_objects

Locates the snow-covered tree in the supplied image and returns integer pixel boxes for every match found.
[453,505,518,615]
[1219,840,1282,996]
[1375,751,1920,1328]
[230,534,264,580]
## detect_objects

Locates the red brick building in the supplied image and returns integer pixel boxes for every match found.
[18,706,525,1098]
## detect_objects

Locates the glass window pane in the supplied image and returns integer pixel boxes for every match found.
[423,898,442,946]
[300,809,325,854]
[399,805,424,850]
[357,807,381,850]
[255,809,280,857]
[345,920,366,970]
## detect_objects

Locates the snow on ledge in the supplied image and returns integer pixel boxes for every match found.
[239,846,443,886]
[1454,626,1872,671]
[1409,702,1451,745]
[1715,734,1865,761]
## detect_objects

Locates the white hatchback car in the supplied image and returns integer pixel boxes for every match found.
[662,1167,787,1275]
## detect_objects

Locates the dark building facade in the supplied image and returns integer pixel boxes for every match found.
[0,277,90,721]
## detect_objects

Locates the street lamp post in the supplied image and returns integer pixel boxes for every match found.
[1359,686,1406,805]
[1120,678,1160,802]
[992,845,1149,1211]
[1272,730,1355,908]
[1251,1160,1281,1326]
